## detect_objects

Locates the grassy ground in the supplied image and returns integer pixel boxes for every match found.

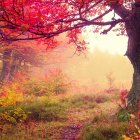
[0,90,129,140]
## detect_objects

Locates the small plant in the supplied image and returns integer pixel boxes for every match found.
[120,113,140,140]
[120,99,140,139]
[116,89,130,121]
[119,89,128,109]
[117,109,131,122]
[106,72,116,92]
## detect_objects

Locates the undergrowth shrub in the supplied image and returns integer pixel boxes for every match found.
[117,109,131,122]
[0,83,23,106]
[23,70,70,96]
[0,96,67,123]
[80,122,128,140]
[0,107,28,124]
[120,107,140,139]
[45,69,71,95]
[22,80,53,96]
[20,98,67,121]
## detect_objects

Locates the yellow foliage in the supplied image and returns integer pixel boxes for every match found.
[0,83,23,106]
[122,135,134,140]
[0,107,28,124]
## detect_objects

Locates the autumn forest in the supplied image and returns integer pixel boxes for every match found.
[0,0,140,139]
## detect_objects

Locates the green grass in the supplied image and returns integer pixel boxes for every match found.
[0,91,129,140]
[0,121,68,140]
[80,121,129,140]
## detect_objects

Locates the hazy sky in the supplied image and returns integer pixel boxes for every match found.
[84,28,128,55]
[83,11,128,55]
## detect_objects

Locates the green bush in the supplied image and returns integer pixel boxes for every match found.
[20,98,67,121]
[22,80,52,96]
[0,95,67,123]
[0,107,28,124]
[117,109,131,122]
[23,78,68,96]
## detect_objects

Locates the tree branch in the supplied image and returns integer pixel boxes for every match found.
[110,4,130,19]
[4,19,124,41]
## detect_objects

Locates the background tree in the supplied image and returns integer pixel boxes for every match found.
[0,0,140,106]
[0,42,48,83]
[106,72,116,92]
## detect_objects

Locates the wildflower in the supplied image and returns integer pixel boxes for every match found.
[120,89,128,108]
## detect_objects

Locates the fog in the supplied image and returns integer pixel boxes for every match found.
[32,45,133,90]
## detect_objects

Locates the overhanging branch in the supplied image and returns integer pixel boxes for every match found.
[4,19,124,41]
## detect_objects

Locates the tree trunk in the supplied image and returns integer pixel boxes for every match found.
[128,64,140,106]
[126,35,140,106]
[0,49,12,84]
[126,38,140,107]
[125,3,140,107]
[9,53,22,81]
[0,51,24,85]
[0,49,23,83]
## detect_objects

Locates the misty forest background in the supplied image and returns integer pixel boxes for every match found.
[0,34,136,140]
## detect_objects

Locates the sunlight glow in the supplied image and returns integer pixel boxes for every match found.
[85,31,128,55]
[84,12,128,55]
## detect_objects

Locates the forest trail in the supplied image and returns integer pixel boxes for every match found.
[61,106,98,140]
[60,96,118,140]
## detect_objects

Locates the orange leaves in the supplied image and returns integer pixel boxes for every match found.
[20,24,29,31]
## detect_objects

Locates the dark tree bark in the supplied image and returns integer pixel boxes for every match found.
[9,52,23,81]
[0,49,22,83]
[0,49,12,83]
[110,3,140,107]
[125,3,140,106]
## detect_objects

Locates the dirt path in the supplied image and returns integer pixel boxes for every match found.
[61,124,82,140]
[61,107,95,140]
[60,98,119,140]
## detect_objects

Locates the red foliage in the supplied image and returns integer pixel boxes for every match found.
[120,89,128,98]
[119,89,128,108]
[0,0,129,48]
[136,0,140,3]
[0,91,7,97]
